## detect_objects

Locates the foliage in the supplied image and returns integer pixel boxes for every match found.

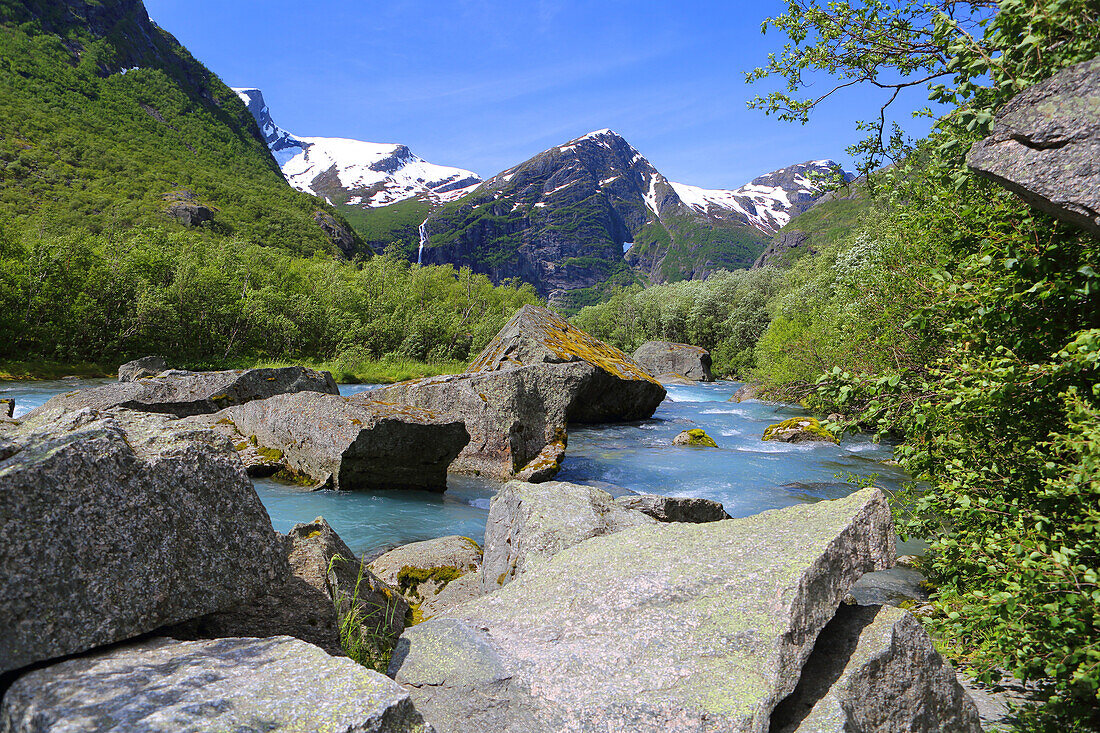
[0,2,361,256]
[746,0,1100,177]
[572,267,786,376]
[338,197,431,261]
[747,0,1100,718]
[0,222,539,370]
[327,554,405,673]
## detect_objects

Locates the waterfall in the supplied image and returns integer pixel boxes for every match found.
[417,218,428,265]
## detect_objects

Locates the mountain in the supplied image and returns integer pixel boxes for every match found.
[670,160,854,236]
[0,0,361,257]
[234,88,481,209]
[752,178,872,269]
[417,129,847,304]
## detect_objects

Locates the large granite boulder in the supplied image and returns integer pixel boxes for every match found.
[967,57,1100,237]
[0,636,432,733]
[481,480,656,591]
[371,306,665,481]
[391,488,896,733]
[417,572,485,620]
[771,604,981,732]
[368,363,584,481]
[615,493,731,523]
[0,408,286,675]
[467,304,665,423]
[369,536,483,609]
[24,366,339,422]
[117,355,167,381]
[730,383,763,402]
[632,340,714,381]
[167,517,408,664]
[207,392,469,491]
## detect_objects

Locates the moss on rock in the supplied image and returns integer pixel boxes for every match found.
[673,429,719,448]
[762,417,838,444]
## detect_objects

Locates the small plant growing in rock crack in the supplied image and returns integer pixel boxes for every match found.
[327,554,403,673]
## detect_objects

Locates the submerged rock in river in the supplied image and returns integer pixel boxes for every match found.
[0,407,286,675]
[632,340,714,381]
[771,604,981,733]
[205,391,469,491]
[0,636,432,733]
[390,488,896,733]
[24,366,339,422]
[673,427,718,447]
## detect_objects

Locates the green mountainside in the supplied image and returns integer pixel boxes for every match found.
[752,186,872,269]
[0,0,362,256]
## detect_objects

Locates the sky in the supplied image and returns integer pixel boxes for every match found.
[144,0,942,189]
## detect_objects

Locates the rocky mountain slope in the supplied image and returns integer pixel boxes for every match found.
[235,88,481,208]
[417,129,847,303]
[0,0,361,257]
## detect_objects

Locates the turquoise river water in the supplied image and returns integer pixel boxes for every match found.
[3,378,912,558]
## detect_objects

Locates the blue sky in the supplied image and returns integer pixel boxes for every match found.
[145,0,940,188]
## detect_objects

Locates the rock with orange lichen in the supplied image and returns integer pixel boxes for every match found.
[466,304,665,423]
[197,392,469,491]
[370,307,666,482]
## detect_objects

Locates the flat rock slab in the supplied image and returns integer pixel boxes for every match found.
[0,408,286,674]
[967,57,1100,237]
[212,392,469,491]
[24,366,339,422]
[466,304,666,423]
[0,636,433,732]
[632,340,714,382]
[771,604,981,732]
[481,480,655,591]
[391,488,895,733]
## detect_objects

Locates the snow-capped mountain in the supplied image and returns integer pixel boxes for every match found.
[670,161,854,236]
[234,88,481,208]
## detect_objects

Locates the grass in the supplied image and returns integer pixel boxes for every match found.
[0,356,467,384]
[0,360,114,380]
[327,554,406,673]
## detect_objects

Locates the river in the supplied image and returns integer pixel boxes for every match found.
[2,378,914,559]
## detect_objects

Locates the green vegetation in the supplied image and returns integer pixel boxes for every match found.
[629,214,770,284]
[0,223,538,371]
[742,0,1100,723]
[572,267,786,376]
[338,197,431,260]
[0,1,360,256]
[764,193,873,269]
[327,554,405,673]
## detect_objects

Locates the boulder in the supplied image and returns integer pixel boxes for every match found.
[368,363,582,481]
[0,398,11,418]
[481,480,657,592]
[632,340,714,381]
[0,636,432,733]
[763,417,837,444]
[0,408,286,674]
[672,428,718,447]
[654,372,697,385]
[968,57,1100,237]
[418,571,485,620]
[466,304,665,423]
[24,366,339,422]
[208,392,469,491]
[371,306,665,480]
[730,383,763,402]
[615,493,731,523]
[167,517,407,666]
[117,355,168,381]
[369,536,483,608]
[771,604,981,732]
[390,488,896,733]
